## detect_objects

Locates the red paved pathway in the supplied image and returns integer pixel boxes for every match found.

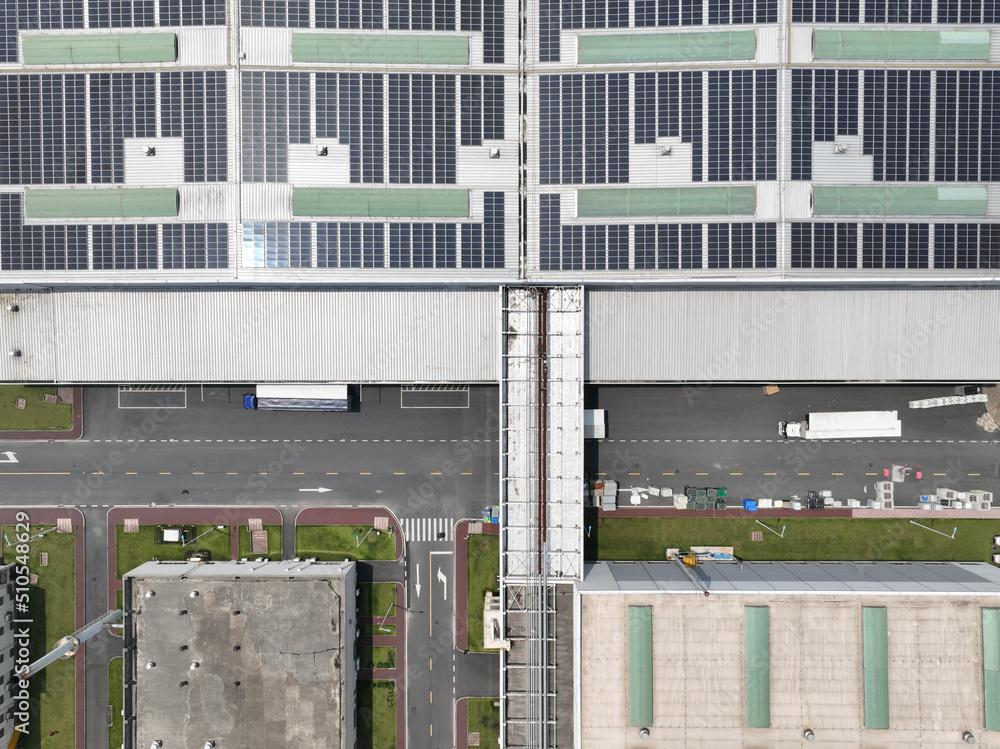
[0,507,86,748]
[106,505,282,603]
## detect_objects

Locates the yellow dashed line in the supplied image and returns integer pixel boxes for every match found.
[430,472,442,475]
[327,472,338,475]
[831,472,843,476]
[597,472,607,476]
[226,472,238,475]
[696,472,708,476]
[764,472,777,476]
[730,472,742,476]
[394,472,406,475]
[798,473,810,476]
[461,472,472,475]
[662,472,674,476]
[969,473,981,477]
[934,473,947,476]
[628,472,640,476]
[429,691,433,704]
[126,472,137,475]
[360,472,372,475]
[159,472,171,475]
[293,472,304,475]
[865,472,878,476]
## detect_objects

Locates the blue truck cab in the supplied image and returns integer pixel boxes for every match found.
[243,394,257,409]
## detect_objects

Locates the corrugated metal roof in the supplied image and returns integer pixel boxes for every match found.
[0,288,498,383]
[586,287,1000,382]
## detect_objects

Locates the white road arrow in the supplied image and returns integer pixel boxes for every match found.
[437,567,448,601]
[0,452,17,463]
[298,487,331,493]
[414,563,422,599]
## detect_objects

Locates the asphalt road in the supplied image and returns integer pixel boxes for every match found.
[0,384,501,749]
[590,384,999,504]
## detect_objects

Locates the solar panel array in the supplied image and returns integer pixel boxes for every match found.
[793,0,998,21]
[792,223,1000,269]
[0,194,228,271]
[539,0,775,62]
[245,72,503,185]
[539,194,777,270]
[792,69,999,182]
[243,192,505,268]
[240,0,504,61]
[542,71,776,185]
[0,72,226,186]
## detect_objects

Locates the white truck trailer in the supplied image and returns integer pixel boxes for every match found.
[778,410,901,439]
[244,384,350,412]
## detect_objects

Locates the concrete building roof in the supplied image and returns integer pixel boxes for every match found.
[125,560,356,749]
[576,565,1000,748]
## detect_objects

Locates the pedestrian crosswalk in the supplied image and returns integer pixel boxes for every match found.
[400,517,454,542]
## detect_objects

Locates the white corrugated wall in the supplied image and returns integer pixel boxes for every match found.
[0,288,499,383]
[586,287,1000,382]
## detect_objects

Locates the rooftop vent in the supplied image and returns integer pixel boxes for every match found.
[144,146,156,156]
[833,143,848,154]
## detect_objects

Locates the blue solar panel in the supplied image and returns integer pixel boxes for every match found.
[540,74,628,185]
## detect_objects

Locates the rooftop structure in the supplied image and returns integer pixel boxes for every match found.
[122,559,356,749]
[0,0,996,284]
[575,561,1000,748]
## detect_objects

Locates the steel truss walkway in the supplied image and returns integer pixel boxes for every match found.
[500,286,584,749]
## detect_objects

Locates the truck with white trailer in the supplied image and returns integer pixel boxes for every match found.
[778,410,901,439]
[243,384,350,412]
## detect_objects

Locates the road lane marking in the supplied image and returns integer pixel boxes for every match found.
[764,472,777,476]
[866,472,877,476]
[831,473,843,476]
[798,473,810,476]
[394,472,406,475]
[628,472,640,476]
[934,473,947,476]
[696,472,708,476]
[0,472,71,475]
[226,472,238,475]
[192,472,204,475]
[327,472,338,475]
[597,472,606,475]
[293,472,304,475]
[662,472,673,475]
[430,472,442,475]
[126,472,137,475]
[429,691,433,704]
[159,472,171,475]
[461,472,472,475]
[730,472,742,476]
[969,473,981,476]
[360,472,372,475]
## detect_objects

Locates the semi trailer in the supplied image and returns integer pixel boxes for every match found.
[778,410,901,439]
[243,384,350,412]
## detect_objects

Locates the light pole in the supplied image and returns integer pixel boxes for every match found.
[377,602,422,632]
